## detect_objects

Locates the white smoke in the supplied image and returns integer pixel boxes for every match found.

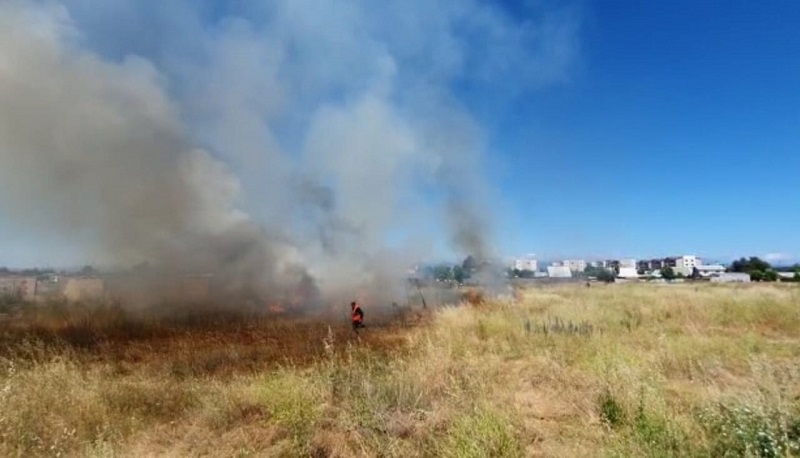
[0,0,581,308]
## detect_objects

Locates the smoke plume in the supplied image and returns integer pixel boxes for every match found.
[0,1,579,309]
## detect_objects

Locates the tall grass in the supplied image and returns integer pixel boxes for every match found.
[0,283,798,456]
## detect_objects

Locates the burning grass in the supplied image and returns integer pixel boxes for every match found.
[1,283,799,456]
[0,302,413,375]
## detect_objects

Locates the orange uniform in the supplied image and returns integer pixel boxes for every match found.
[351,301,364,331]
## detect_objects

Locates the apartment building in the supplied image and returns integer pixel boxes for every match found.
[513,258,538,272]
[562,260,587,272]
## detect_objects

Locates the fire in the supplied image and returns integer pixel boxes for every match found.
[268,302,285,313]
[461,288,485,306]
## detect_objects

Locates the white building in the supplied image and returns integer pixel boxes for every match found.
[513,258,538,272]
[547,266,572,278]
[674,255,702,276]
[676,255,700,269]
[617,267,639,279]
[696,265,726,277]
[711,273,751,283]
[619,259,637,269]
[563,260,587,272]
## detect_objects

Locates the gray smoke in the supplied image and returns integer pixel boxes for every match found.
[0,1,579,309]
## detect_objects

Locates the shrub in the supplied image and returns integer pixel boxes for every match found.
[599,390,626,429]
[699,403,800,457]
[103,379,199,421]
[440,406,523,458]
[257,371,324,453]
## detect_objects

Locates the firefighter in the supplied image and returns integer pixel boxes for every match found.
[351,301,364,332]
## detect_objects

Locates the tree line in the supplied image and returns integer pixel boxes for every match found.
[423,255,480,284]
[727,257,799,282]
[424,255,800,284]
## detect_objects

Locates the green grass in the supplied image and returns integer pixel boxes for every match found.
[440,405,524,458]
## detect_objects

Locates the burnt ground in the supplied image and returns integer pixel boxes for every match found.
[0,302,432,377]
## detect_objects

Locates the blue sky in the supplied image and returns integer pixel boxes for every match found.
[0,1,798,269]
[485,1,800,263]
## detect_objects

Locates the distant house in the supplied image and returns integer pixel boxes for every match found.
[0,276,37,301]
[546,266,572,278]
[637,259,654,272]
[675,255,701,270]
[513,257,538,272]
[672,255,702,276]
[638,255,712,276]
[563,260,587,272]
[696,265,726,277]
[711,273,751,283]
[617,267,639,279]
[605,259,637,274]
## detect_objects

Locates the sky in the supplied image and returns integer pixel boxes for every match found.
[0,0,798,270]
[488,1,800,264]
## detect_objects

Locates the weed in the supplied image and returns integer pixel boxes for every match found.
[536,316,595,337]
[630,408,690,456]
[440,405,523,458]
[699,402,800,457]
[599,389,626,429]
[477,319,489,340]
[621,307,643,331]
[103,379,199,421]
[257,371,324,454]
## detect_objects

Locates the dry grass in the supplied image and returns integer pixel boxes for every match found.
[1,283,799,456]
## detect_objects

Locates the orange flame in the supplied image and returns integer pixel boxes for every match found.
[268,302,285,313]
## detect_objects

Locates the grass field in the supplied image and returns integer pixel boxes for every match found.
[1,283,799,457]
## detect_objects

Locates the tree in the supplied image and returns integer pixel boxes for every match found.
[584,265,615,283]
[728,256,777,282]
[584,265,605,277]
[432,265,454,282]
[596,269,616,283]
[763,270,779,282]
[661,266,677,280]
[729,257,771,274]
[453,265,466,284]
[462,255,479,273]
